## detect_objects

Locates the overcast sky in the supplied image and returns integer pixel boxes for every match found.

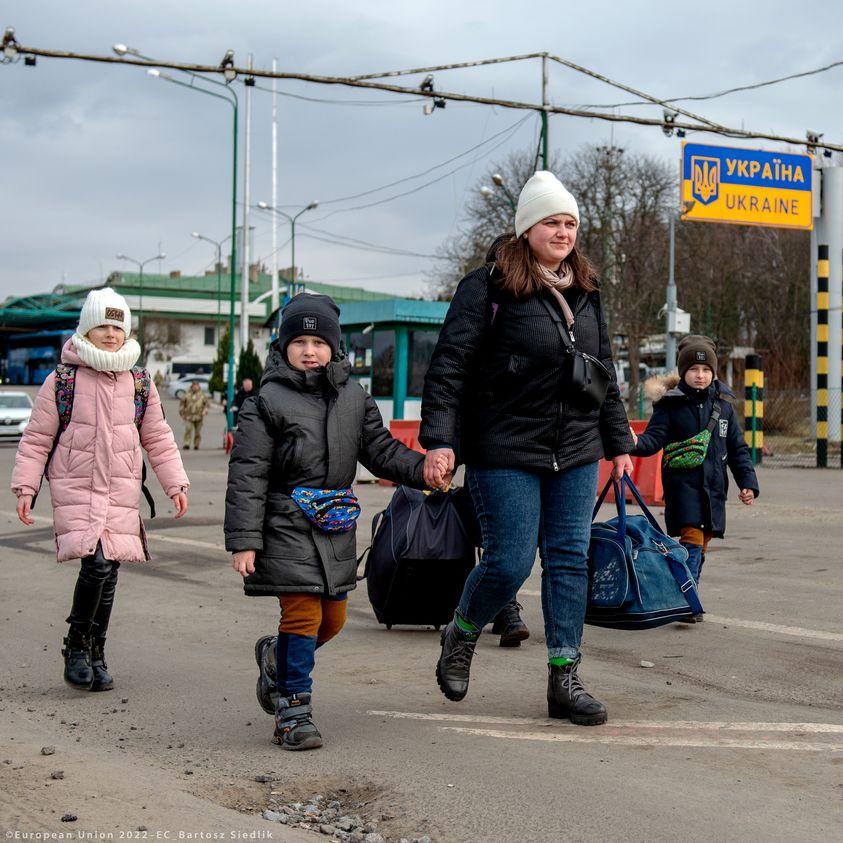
[2,0,842,301]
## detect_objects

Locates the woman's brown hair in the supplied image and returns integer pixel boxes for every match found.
[493,232,598,299]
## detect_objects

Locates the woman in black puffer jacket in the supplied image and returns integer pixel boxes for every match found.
[420,171,634,725]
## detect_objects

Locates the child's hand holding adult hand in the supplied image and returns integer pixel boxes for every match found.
[739,489,755,505]
[232,550,256,577]
[16,494,35,526]
[171,492,188,518]
[424,447,455,490]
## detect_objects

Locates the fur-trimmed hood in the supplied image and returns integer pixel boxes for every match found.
[644,373,735,404]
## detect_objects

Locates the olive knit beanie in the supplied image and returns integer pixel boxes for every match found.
[677,334,718,378]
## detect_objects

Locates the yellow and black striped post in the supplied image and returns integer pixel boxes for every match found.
[817,245,829,467]
[744,354,763,465]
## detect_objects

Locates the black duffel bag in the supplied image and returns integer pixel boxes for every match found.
[358,486,477,630]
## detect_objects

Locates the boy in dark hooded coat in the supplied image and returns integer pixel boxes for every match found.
[631,335,759,619]
[225,293,429,749]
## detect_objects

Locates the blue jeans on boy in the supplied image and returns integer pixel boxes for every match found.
[681,543,705,584]
[460,461,599,661]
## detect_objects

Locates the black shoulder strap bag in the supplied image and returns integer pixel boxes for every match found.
[538,294,612,410]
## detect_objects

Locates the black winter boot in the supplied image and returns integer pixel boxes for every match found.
[491,599,530,647]
[273,693,323,751]
[547,657,608,726]
[89,639,114,692]
[255,635,278,715]
[435,620,478,702]
[62,628,93,689]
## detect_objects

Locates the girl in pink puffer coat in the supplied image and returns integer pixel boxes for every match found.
[11,288,189,692]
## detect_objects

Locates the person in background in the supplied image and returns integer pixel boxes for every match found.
[179,380,209,450]
[232,377,256,427]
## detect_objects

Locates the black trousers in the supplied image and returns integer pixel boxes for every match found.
[66,542,120,641]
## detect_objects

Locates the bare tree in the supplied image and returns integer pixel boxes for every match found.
[142,319,183,367]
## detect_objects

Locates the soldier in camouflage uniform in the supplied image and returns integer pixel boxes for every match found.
[179,381,209,450]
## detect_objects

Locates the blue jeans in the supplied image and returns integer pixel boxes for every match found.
[459,461,599,660]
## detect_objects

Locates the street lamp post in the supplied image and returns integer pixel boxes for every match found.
[191,231,231,340]
[256,200,319,299]
[143,57,239,430]
[480,172,517,217]
[115,251,165,354]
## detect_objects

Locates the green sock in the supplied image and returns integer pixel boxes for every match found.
[454,612,480,637]
[549,656,574,667]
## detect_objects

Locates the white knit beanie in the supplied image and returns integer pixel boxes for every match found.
[77,287,132,337]
[514,170,580,237]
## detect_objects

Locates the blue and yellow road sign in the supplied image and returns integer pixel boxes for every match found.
[681,142,813,230]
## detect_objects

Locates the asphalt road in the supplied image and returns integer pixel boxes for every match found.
[1,398,841,842]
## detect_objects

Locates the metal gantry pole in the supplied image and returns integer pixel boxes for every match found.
[270,56,279,317]
[665,216,677,372]
[825,167,843,464]
[227,95,238,431]
[540,53,549,170]
[240,53,253,353]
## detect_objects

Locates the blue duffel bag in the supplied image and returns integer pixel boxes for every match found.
[586,474,703,629]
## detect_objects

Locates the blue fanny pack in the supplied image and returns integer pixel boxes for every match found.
[291,487,361,533]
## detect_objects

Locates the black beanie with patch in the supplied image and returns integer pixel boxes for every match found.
[677,334,718,378]
[278,293,342,359]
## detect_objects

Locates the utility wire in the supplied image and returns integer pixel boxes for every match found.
[312,114,530,206]
[578,59,843,109]
[311,115,532,219]
[250,82,424,106]
[9,43,842,152]
[297,222,442,258]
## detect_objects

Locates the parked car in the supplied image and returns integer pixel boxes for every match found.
[167,374,211,400]
[0,391,33,438]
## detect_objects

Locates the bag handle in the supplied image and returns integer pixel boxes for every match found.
[593,475,626,542]
[355,507,387,581]
[619,474,664,533]
[538,295,576,354]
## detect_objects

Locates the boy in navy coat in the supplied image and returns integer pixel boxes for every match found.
[631,336,759,619]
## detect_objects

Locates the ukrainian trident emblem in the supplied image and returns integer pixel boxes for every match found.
[691,156,720,205]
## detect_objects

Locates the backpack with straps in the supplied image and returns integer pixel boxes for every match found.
[33,364,157,517]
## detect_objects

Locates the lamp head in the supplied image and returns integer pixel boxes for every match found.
[257,201,269,209]
[219,49,236,82]
[112,43,128,56]
[147,68,160,78]
[491,173,504,186]
[306,201,319,210]
[191,232,201,239]
[479,186,493,198]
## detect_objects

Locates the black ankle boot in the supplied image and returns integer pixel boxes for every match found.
[254,635,278,715]
[89,639,113,692]
[273,693,323,751]
[547,657,607,726]
[435,620,478,702]
[491,599,530,647]
[62,630,93,689]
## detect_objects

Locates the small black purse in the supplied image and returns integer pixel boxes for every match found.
[539,295,612,409]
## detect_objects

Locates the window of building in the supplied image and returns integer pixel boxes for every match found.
[204,326,215,346]
[407,330,438,396]
[347,331,373,375]
[372,330,395,398]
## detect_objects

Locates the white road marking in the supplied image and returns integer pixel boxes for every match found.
[367,711,843,751]
[367,710,843,733]
[702,615,843,642]
[518,589,842,643]
[438,726,842,752]
[3,511,224,554]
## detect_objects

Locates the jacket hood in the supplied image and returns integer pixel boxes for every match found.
[60,338,84,367]
[261,340,351,393]
[645,372,735,404]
